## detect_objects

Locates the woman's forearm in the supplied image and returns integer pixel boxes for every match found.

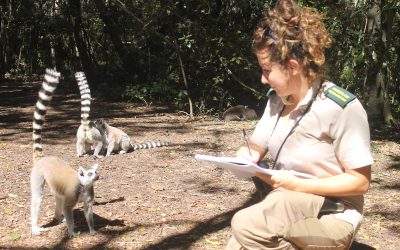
[294,166,371,197]
[258,165,371,197]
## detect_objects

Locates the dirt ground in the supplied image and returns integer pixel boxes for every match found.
[0,79,399,250]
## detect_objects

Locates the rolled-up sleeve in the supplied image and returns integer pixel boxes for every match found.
[331,100,374,169]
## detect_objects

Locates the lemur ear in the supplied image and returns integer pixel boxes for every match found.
[91,164,98,171]
[78,167,85,176]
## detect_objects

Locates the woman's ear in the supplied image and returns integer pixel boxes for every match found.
[288,59,302,75]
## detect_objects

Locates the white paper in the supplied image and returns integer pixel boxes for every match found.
[195,154,315,179]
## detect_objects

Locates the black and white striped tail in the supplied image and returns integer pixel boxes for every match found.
[75,72,91,125]
[132,140,169,151]
[33,69,61,162]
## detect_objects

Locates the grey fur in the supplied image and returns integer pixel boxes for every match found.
[93,118,169,156]
[75,72,106,157]
[31,69,99,237]
[222,105,258,121]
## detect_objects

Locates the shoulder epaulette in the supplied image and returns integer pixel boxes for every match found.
[325,85,356,108]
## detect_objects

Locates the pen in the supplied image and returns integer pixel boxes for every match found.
[242,129,252,157]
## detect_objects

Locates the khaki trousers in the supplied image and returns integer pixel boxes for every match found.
[225,188,354,250]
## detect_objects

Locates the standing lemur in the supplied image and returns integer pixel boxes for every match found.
[31,69,99,237]
[75,72,106,157]
[93,118,169,156]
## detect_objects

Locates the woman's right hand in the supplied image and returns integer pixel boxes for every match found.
[236,145,263,164]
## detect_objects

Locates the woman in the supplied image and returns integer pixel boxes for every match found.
[226,0,373,249]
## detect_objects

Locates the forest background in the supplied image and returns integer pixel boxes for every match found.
[1,0,400,126]
[0,1,399,249]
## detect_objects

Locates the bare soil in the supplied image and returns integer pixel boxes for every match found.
[0,79,399,250]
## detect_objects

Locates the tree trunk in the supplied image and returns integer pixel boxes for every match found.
[49,0,57,70]
[0,1,11,80]
[174,38,193,117]
[68,0,95,83]
[93,0,133,75]
[363,0,396,127]
[381,2,396,126]
[0,10,5,81]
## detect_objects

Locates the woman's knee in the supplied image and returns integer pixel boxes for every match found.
[231,209,247,236]
[285,216,354,249]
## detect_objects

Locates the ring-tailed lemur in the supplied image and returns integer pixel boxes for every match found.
[222,105,258,121]
[75,72,105,157]
[93,118,169,156]
[31,69,99,237]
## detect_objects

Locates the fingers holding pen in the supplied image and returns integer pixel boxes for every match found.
[236,146,261,163]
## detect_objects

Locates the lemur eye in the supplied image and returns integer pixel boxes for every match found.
[80,172,84,177]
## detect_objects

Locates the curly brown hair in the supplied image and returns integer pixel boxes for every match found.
[253,0,331,82]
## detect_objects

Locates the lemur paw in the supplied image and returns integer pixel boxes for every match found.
[54,215,65,223]
[32,226,49,235]
[89,229,97,235]
[68,231,79,238]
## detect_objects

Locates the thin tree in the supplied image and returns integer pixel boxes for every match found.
[363,0,397,126]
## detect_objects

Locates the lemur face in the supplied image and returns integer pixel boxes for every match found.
[78,164,99,185]
[93,119,106,131]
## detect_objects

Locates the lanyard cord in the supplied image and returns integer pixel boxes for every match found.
[270,86,321,169]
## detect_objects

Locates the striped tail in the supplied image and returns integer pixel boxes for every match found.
[32,69,61,164]
[75,72,91,125]
[131,140,170,151]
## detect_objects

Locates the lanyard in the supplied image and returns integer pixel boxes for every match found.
[270,87,320,169]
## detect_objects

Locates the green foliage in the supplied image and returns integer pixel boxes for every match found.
[0,0,399,120]
[122,80,180,106]
[323,1,368,95]
[10,232,20,241]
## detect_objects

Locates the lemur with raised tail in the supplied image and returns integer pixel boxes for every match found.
[75,72,105,157]
[93,118,169,156]
[31,69,99,237]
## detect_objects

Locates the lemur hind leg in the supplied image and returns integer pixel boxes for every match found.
[63,202,77,237]
[76,139,86,157]
[93,141,104,158]
[106,141,115,156]
[84,200,96,235]
[30,168,48,235]
[119,135,131,154]
[54,196,65,223]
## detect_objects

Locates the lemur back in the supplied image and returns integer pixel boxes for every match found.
[31,69,99,237]
[93,118,169,156]
[75,72,105,157]
[222,105,257,122]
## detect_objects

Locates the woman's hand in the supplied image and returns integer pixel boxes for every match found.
[236,146,261,163]
[256,171,301,190]
[236,142,267,163]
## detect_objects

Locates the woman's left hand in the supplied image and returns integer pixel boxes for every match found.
[256,171,301,191]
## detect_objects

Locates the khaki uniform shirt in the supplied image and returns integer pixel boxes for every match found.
[250,81,373,228]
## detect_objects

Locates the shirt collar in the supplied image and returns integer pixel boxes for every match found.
[296,79,322,112]
[296,87,314,112]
